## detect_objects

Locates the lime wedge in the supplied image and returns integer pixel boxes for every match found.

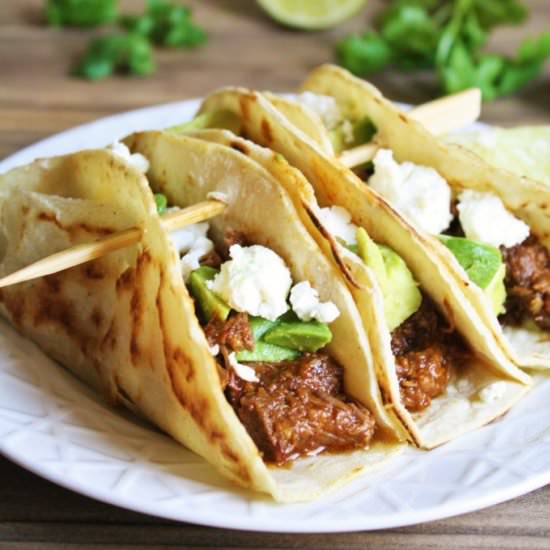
[257,0,368,30]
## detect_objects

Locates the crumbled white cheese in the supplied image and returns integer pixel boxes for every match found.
[457,190,530,248]
[207,191,229,204]
[169,222,214,281]
[369,149,453,235]
[317,205,358,246]
[289,281,340,323]
[209,245,291,321]
[107,141,149,173]
[288,92,341,129]
[208,344,220,357]
[228,352,259,383]
[478,381,508,403]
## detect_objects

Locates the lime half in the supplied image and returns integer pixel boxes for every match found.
[258,0,368,30]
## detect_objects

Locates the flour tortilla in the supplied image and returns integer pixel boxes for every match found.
[195,87,530,448]
[298,64,550,371]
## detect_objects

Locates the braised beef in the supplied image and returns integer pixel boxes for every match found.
[501,234,550,329]
[226,353,376,465]
[444,201,466,237]
[391,298,466,412]
[222,230,249,259]
[204,312,254,352]
[200,249,222,269]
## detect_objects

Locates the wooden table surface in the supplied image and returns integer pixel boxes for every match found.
[1,0,549,547]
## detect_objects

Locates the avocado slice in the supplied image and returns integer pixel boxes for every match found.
[356,227,387,292]
[379,245,423,330]
[438,236,503,289]
[439,236,507,316]
[236,341,300,362]
[356,227,422,331]
[329,117,377,154]
[169,110,241,135]
[187,266,231,323]
[154,192,167,214]
[262,319,332,352]
[353,117,377,146]
[486,263,506,316]
[249,316,279,340]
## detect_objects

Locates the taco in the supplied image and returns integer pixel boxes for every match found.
[0,142,403,502]
[290,64,550,371]
[145,96,531,449]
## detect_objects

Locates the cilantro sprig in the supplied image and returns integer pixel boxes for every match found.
[46,0,207,80]
[46,0,117,27]
[336,0,550,100]
[120,0,207,48]
[73,33,155,80]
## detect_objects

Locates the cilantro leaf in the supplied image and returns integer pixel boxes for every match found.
[335,32,393,75]
[46,0,117,27]
[335,0,549,101]
[120,0,207,48]
[74,33,155,80]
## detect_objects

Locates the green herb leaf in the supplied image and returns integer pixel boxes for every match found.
[74,33,155,80]
[335,0,549,102]
[120,0,207,48]
[46,0,117,27]
[335,32,393,75]
[154,193,168,214]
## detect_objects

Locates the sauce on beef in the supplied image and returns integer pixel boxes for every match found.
[225,352,376,465]
[391,298,467,412]
[500,234,550,330]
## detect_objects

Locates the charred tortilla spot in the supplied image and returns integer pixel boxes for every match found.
[43,274,61,294]
[82,262,105,280]
[210,430,224,442]
[172,347,195,383]
[101,321,117,350]
[36,211,115,238]
[116,267,135,291]
[90,308,103,328]
[129,251,151,363]
[230,141,249,155]
[398,113,407,123]
[76,223,114,236]
[261,118,273,144]
[1,291,25,327]
[441,299,456,332]
[541,203,547,210]
[239,95,252,123]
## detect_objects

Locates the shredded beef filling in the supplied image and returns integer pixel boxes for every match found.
[193,234,376,465]
[225,352,376,465]
[391,298,467,412]
[500,234,550,330]
[204,312,254,352]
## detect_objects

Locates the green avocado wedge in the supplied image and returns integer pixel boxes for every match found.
[356,228,422,330]
[187,266,231,323]
[169,110,241,135]
[262,318,332,352]
[439,236,506,316]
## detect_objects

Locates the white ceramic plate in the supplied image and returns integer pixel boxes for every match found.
[1,99,550,533]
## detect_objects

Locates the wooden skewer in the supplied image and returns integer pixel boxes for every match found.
[0,199,226,289]
[338,88,481,169]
